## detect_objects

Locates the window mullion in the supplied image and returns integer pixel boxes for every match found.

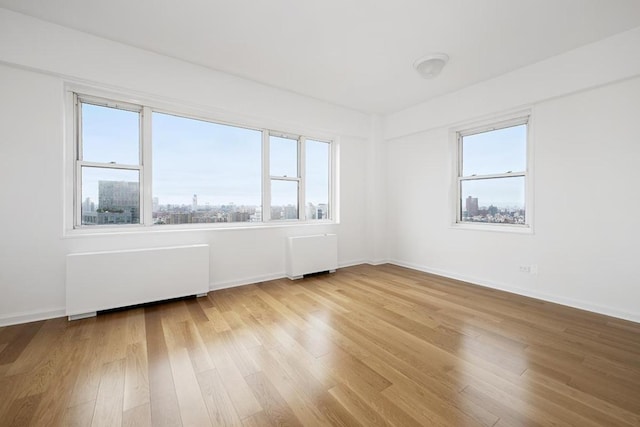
[299,137,306,220]
[78,161,141,171]
[460,171,526,181]
[75,162,82,227]
[270,176,300,182]
[262,130,271,222]
[141,106,152,226]
[74,93,82,227]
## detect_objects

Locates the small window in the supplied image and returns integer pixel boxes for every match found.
[76,97,142,226]
[456,117,529,227]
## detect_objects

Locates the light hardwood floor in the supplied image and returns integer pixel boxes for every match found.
[0,264,639,426]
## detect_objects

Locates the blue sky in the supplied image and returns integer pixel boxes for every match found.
[81,103,329,208]
[81,102,524,211]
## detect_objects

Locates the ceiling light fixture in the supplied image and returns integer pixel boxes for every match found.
[413,53,449,79]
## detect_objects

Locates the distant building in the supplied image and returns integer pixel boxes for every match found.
[169,213,192,224]
[465,196,479,217]
[251,207,262,222]
[81,197,95,213]
[192,194,198,212]
[317,203,328,220]
[98,180,139,223]
[228,211,250,222]
[83,210,133,225]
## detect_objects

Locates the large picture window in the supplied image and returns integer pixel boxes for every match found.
[152,112,262,224]
[456,116,530,228]
[72,93,333,228]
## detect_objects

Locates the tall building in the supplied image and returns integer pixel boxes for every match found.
[82,197,95,213]
[98,180,139,223]
[466,196,479,217]
[192,194,197,212]
[318,203,328,220]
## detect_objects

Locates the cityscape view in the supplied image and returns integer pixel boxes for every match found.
[462,195,525,224]
[81,180,327,225]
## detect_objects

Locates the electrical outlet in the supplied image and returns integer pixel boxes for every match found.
[519,264,538,274]
[519,265,531,273]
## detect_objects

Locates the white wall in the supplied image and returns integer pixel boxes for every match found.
[386,71,640,322]
[0,9,373,325]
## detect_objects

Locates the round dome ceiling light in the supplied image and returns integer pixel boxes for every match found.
[413,53,449,79]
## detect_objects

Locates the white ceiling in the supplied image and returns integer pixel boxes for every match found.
[2,0,640,114]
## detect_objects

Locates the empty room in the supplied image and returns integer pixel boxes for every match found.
[1,1,639,426]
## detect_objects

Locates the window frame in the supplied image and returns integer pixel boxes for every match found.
[74,94,146,228]
[451,111,534,233]
[66,87,336,233]
[265,131,304,221]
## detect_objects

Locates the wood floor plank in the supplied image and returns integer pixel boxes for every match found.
[166,347,212,427]
[244,371,303,427]
[246,344,331,425]
[196,368,243,427]
[5,318,66,377]
[145,306,183,427]
[123,341,150,412]
[0,264,638,426]
[0,322,43,365]
[122,403,152,427]
[62,400,96,427]
[91,358,126,427]
[328,384,388,427]
[4,393,42,427]
[191,314,263,419]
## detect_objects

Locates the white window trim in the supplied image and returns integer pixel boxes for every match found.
[73,94,146,228]
[63,84,338,235]
[449,109,534,234]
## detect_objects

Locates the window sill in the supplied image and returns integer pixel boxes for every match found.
[64,220,338,238]
[450,222,533,234]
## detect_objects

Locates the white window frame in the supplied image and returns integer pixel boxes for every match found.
[73,94,148,228]
[65,86,336,233]
[451,110,534,233]
[265,131,304,221]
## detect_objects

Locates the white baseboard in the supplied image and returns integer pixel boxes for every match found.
[209,272,287,292]
[0,307,66,327]
[388,259,640,324]
[338,259,367,268]
[209,260,373,292]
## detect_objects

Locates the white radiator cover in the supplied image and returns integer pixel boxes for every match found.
[286,234,338,279]
[66,244,209,318]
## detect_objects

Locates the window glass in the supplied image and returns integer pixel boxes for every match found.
[81,103,139,165]
[271,180,298,220]
[270,135,298,177]
[462,124,526,176]
[460,176,525,224]
[73,93,333,228]
[152,112,262,224]
[305,139,330,220]
[81,167,140,225]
